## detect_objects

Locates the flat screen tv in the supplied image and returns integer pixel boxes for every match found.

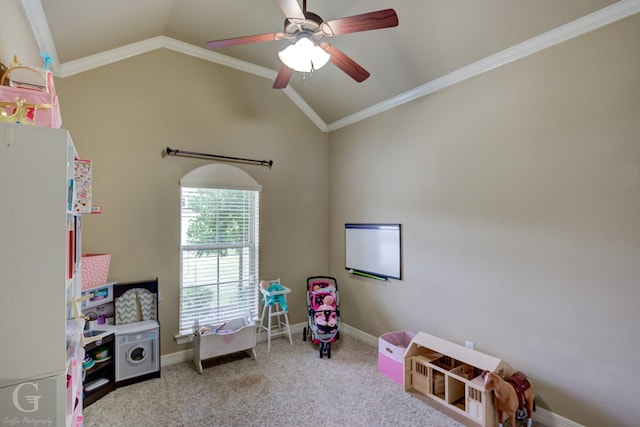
[345,223,402,280]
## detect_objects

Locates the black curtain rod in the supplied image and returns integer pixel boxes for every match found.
[165,147,273,169]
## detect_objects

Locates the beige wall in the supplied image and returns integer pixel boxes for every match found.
[329,13,640,427]
[0,1,41,66]
[3,1,639,425]
[54,49,330,356]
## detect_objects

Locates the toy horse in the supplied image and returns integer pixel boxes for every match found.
[483,371,535,427]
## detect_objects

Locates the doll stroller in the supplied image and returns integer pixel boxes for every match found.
[303,276,340,358]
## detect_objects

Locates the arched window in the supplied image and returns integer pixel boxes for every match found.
[178,164,261,335]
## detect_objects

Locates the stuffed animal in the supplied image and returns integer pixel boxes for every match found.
[315,295,337,327]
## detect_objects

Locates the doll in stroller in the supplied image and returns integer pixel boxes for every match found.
[303,276,340,358]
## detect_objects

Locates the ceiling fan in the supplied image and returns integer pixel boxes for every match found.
[206,0,399,89]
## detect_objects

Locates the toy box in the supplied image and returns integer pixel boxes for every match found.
[378,330,415,384]
[193,313,256,374]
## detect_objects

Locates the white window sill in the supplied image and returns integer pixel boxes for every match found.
[174,332,194,345]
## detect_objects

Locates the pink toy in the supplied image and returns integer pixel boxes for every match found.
[303,276,340,358]
[315,295,337,327]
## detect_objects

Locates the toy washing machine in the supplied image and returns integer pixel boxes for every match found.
[115,319,160,383]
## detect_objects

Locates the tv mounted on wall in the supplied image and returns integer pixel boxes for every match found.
[345,223,402,280]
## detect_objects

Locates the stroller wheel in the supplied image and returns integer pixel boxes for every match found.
[336,331,340,340]
[302,327,307,341]
[327,342,331,358]
[319,342,324,358]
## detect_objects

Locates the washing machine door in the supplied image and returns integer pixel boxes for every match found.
[127,345,147,364]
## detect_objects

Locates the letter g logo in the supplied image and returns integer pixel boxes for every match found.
[12,382,41,413]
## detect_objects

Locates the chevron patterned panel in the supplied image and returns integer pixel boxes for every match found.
[115,289,140,324]
[137,288,157,321]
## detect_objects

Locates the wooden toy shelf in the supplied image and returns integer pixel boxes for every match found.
[403,332,513,427]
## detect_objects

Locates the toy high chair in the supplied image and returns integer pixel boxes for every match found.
[258,279,292,351]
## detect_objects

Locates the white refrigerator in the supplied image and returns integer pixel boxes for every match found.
[0,123,84,426]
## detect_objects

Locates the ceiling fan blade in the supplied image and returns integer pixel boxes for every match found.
[277,0,306,24]
[321,9,398,36]
[207,32,284,49]
[273,65,294,89]
[321,43,370,83]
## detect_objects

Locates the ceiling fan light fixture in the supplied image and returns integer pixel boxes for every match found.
[278,37,330,73]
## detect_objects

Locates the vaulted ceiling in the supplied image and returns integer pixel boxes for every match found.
[21,0,639,131]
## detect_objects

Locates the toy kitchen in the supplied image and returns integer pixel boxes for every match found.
[80,277,161,407]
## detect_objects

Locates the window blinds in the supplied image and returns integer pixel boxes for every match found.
[179,187,259,334]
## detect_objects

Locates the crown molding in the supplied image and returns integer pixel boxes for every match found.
[18,0,60,71]
[21,0,640,133]
[66,36,329,132]
[327,0,640,132]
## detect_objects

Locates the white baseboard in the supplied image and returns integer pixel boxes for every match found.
[338,322,378,347]
[160,323,580,427]
[534,407,584,427]
[161,348,192,365]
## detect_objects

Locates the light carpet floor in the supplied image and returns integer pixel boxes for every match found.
[83,332,541,427]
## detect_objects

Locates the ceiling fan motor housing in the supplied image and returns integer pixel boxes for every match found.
[283,11,324,41]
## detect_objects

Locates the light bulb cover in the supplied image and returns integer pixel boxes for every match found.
[278,37,330,72]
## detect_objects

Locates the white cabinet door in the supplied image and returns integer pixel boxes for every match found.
[0,124,75,383]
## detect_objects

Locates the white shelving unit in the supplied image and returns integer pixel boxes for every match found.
[0,123,85,426]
